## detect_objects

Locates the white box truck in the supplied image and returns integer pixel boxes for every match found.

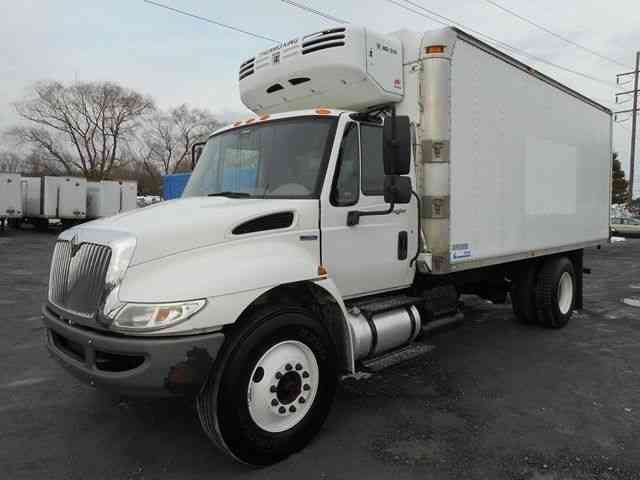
[42,26,611,465]
[0,173,23,229]
[24,176,87,229]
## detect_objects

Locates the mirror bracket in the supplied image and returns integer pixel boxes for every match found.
[347,203,395,227]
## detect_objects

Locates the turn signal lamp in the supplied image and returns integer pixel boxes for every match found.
[315,108,331,115]
[425,45,446,54]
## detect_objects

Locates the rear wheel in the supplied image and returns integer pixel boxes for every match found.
[535,256,576,328]
[197,306,337,466]
[510,263,539,324]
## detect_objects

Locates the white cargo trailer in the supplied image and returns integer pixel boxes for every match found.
[87,180,139,218]
[119,180,138,212]
[43,25,611,465]
[24,176,87,229]
[0,173,23,229]
[87,181,122,219]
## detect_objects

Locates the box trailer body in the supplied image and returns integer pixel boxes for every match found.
[0,173,23,220]
[163,173,192,200]
[42,25,612,465]
[24,176,87,220]
[119,181,138,213]
[87,181,121,218]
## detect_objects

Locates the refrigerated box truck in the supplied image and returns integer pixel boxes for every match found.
[24,176,87,229]
[0,173,23,229]
[42,26,611,465]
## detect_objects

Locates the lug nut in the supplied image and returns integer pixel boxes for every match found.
[275,372,282,379]
[303,384,310,391]
[299,397,306,404]
[270,385,277,393]
[295,363,303,371]
[271,399,278,406]
[289,405,296,413]
[278,406,286,414]
[302,371,309,378]
[285,363,292,371]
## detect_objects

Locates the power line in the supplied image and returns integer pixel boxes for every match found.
[480,0,630,69]
[280,0,348,24]
[385,0,615,87]
[142,0,279,43]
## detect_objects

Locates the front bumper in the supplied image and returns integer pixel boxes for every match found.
[42,305,225,397]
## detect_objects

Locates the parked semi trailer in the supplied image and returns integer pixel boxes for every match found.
[23,176,87,229]
[87,180,138,219]
[0,173,23,229]
[42,26,611,465]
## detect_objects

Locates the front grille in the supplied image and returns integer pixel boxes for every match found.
[49,241,112,317]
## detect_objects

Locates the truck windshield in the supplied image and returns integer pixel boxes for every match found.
[183,116,337,199]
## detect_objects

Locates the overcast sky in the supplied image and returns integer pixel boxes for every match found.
[1,0,639,189]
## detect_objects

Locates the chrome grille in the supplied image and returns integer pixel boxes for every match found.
[49,241,112,317]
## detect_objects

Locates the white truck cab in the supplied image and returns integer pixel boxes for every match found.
[42,25,611,465]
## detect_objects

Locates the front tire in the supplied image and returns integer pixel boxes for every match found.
[197,306,337,466]
[535,256,576,328]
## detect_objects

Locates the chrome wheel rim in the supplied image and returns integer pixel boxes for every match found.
[557,271,574,315]
[247,340,319,433]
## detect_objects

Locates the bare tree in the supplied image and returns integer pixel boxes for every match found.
[0,151,24,173]
[142,104,220,175]
[9,80,154,180]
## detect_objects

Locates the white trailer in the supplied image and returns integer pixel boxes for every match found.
[0,173,23,229]
[87,180,139,218]
[87,181,121,219]
[24,176,87,229]
[119,180,138,213]
[42,25,611,465]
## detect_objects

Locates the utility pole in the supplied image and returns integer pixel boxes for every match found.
[616,52,640,204]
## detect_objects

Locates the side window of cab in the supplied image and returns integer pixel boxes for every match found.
[360,124,385,196]
[331,122,360,206]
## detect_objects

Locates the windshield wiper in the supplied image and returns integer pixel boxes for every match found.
[207,191,252,198]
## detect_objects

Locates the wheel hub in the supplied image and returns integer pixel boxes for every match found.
[247,340,319,433]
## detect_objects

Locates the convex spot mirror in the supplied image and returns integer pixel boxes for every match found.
[383,115,411,175]
[384,175,412,204]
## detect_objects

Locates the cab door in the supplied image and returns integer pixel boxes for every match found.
[321,119,416,299]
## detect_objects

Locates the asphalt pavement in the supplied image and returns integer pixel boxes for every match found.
[1,227,639,480]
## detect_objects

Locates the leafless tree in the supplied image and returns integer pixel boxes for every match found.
[0,151,24,173]
[9,80,154,180]
[141,104,220,175]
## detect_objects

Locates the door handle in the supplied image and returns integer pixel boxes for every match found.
[398,231,408,260]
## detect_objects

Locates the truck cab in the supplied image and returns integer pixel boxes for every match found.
[42,25,610,465]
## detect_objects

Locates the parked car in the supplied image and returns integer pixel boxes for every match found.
[611,217,640,237]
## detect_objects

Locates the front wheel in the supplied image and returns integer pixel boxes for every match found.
[197,306,337,465]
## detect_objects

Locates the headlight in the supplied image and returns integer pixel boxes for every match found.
[112,299,206,332]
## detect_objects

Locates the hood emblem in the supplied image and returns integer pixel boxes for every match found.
[70,234,81,258]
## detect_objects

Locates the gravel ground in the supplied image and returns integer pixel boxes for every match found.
[1,227,639,480]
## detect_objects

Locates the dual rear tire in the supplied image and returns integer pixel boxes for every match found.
[511,256,577,328]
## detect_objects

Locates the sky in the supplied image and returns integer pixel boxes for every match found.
[1,0,639,193]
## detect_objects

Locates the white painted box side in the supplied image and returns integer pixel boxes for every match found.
[88,181,121,218]
[0,173,23,218]
[49,176,87,219]
[119,181,137,212]
[448,39,610,266]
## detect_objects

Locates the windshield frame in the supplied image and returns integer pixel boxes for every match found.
[183,115,339,200]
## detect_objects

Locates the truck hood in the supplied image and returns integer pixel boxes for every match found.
[80,196,319,265]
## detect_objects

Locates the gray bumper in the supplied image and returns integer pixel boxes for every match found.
[42,305,225,397]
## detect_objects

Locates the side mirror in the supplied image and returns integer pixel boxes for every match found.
[383,115,411,175]
[384,175,412,204]
[191,142,205,169]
